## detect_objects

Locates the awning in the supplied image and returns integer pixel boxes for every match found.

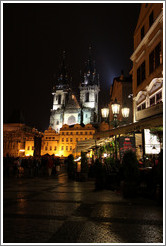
[95,114,163,139]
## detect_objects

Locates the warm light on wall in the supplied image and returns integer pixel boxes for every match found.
[19,149,25,152]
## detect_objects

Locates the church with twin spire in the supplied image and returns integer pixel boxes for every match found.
[50,47,100,132]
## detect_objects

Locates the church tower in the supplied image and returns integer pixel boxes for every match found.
[80,47,100,125]
[50,51,81,132]
[50,51,70,132]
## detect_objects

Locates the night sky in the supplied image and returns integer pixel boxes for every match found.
[3,3,141,131]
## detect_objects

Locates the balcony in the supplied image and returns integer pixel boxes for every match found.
[136,102,163,121]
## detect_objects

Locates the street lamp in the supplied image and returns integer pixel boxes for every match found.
[101,107,109,119]
[111,98,120,128]
[121,105,130,118]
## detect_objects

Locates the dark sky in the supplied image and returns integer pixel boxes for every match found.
[3,3,141,131]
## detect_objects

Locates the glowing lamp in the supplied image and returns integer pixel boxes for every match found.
[122,107,130,118]
[101,108,109,118]
[111,98,120,115]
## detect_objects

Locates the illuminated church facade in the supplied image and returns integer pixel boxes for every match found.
[50,48,100,132]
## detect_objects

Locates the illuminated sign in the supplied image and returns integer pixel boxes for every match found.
[144,129,160,154]
[119,136,136,159]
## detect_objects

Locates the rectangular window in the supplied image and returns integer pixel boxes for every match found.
[70,146,72,151]
[137,106,141,111]
[61,146,64,150]
[70,132,73,135]
[66,146,68,151]
[85,92,89,102]
[50,146,52,150]
[85,132,87,135]
[150,96,155,106]
[76,138,78,142]
[54,146,57,150]
[62,138,64,142]
[32,146,34,150]
[70,138,72,142]
[142,102,146,110]
[156,91,162,103]
[62,132,64,135]
[52,137,55,139]
[66,138,68,142]
[149,11,154,27]
[27,146,30,150]
[137,61,145,86]
[141,26,144,40]
[66,132,69,135]
[76,132,78,135]
[58,94,61,104]
[45,146,48,151]
[149,42,161,75]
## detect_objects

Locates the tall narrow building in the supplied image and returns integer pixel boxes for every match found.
[80,47,100,125]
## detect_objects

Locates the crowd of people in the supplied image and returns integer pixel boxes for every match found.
[3,155,62,178]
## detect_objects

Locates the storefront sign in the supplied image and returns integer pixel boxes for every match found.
[119,136,136,159]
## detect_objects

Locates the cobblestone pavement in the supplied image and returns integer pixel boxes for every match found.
[3,174,163,243]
